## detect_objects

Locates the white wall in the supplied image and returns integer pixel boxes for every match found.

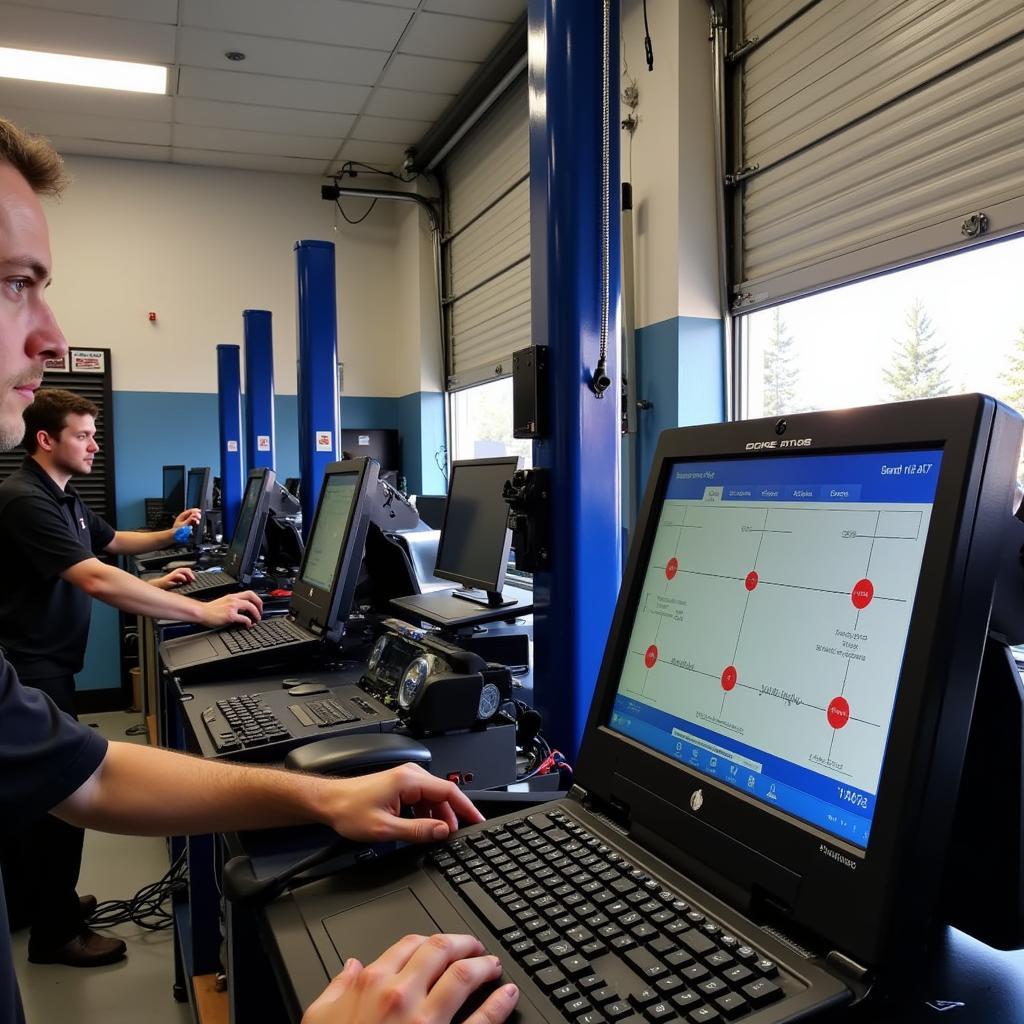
[621,0,720,326]
[43,156,407,396]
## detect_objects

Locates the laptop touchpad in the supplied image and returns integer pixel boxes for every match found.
[324,888,441,965]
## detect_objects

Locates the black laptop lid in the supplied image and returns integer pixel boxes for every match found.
[185,467,212,549]
[222,468,275,580]
[575,394,1022,970]
[288,458,378,643]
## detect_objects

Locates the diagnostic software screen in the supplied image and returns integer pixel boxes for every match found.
[300,473,359,593]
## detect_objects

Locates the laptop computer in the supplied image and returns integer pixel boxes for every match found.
[278,394,1022,1023]
[160,458,378,682]
[169,467,276,599]
[137,466,215,570]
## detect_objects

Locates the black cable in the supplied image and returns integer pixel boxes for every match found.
[87,849,188,931]
[336,159,419,184]
[335,196,378,225]
[643,0,654,71]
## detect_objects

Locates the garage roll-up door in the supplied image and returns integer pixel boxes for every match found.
[731,0,1024,310]
[442,72,529,390]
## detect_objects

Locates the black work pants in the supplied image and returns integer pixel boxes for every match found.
[1,674,85,947]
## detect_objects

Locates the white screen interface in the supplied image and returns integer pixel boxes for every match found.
[610,448,943,849]
[300,474,359,593]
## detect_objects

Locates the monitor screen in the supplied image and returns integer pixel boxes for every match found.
[608,447,943,850]
[185,469,205,509]
[162,465,185,517]
[226,474,265,564]
[434,458,518,591]
[300,471,360,593]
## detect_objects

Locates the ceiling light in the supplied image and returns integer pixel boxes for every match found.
[0,47,167,94]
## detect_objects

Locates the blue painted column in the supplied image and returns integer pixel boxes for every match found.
[529,0,622,758]
[216,344,244,539]
[243,309,276,471]
[294,239,339,539]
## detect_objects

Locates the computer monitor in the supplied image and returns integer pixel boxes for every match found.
[222,468,276,584]
[283,477,301,499]
[577,394,1021,968]
[433,456,521,607]
[341,429,399,473]
[161,464,185,520]
[290,458,378,644]
[185,467,213,549]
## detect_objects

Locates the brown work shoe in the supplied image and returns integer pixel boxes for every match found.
[28,928,127,967]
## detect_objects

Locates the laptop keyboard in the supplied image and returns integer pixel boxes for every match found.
[220,617,305,654]
[430,809,795,1022]
[178,570,233,595]
[200,693,359,753]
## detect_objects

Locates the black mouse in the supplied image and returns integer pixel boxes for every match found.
[284,682,329,697]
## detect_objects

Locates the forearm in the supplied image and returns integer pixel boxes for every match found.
[83,562,207,622]
[110,529,176,555]
[55,741,331,836]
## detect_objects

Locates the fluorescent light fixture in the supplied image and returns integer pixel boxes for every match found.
[0,47,167,94]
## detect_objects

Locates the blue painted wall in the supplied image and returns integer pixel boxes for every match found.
[397,390,447,495]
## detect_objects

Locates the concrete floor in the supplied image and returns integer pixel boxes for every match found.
[12,711,192,1024]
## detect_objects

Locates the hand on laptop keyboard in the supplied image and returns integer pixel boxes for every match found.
[152,566,196,590]
[300,933,519,1024]
[197,590,263,629]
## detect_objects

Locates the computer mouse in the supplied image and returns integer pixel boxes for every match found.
[284,682,329,696]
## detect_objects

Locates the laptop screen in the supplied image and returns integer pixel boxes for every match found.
[609,447,943,850]
[226,474,264,564]
[300,471,360,593]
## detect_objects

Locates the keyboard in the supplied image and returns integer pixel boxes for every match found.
[429,809,797,1023]
[220,617,306,655]
[200,693,358,753]
[177,570,235,596]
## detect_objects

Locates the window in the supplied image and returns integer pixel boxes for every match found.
[738,235,1024,427]
[449,378,532,467]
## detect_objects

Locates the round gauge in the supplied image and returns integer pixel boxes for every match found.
[477,681,501,720]
[398,656,430,709]
[367,635,388,673]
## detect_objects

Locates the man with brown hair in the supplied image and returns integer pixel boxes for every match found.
[0,386,265,965]
[0,118,517,1024]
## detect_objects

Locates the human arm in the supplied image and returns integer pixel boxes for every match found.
[150,566,196,590]
[105,508,201,555]
[60,557,260,627]
[301,935,518,1024]
[53,745,483,841]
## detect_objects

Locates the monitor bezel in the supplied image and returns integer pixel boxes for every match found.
[574,394,1021,969]
[185,467,213,550]
[433,456,519,593]
[289,458,378,644]
[161,464,186,519]
[222,468,275,582]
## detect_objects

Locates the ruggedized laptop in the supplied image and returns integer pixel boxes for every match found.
[273,394,1022,1024]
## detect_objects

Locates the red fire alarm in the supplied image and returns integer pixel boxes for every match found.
[148,311,157,322]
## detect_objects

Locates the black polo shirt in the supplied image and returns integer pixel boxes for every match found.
[0,457,115,680]
[0,653,108,1022]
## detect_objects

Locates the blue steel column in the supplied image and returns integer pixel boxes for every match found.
[216,344,245,540]
[294,239,339,540]
[243,309,275,471]
[529,0,622,758]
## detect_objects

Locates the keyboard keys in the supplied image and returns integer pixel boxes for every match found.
[714,992,749,1020]
[741,977,783,1008]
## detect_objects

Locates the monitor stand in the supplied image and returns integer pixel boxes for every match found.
[450,587,516,609]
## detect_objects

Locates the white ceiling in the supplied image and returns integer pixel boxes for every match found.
[0,0,525,176]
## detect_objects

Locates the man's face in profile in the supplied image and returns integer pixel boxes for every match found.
[0,163,66,450]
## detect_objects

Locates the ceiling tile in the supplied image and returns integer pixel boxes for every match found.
[177,27,388,86]
[3,105,170,146]
[363,86,453,122]
[0,3,176,63]
[6,0,177,22]
[175,98,355,139]
[400,12,509,61]
[47,135,171,163]
[349,115,432,145]
[178,67,371,115]
[334,139,410,169]
[423,0,524,20]
[172,123,338,160]
[171,147,327,176]
[380,53,479,95]
[180,0,412,51]
[0,78,172,120]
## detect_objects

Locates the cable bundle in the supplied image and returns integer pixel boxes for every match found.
[87,849,187,931]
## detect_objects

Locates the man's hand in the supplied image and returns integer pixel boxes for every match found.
[301,934,518,1024]
[151,567,196,590]
[320,763,485,845]
[173,508,201,531]
[198,591,263,629]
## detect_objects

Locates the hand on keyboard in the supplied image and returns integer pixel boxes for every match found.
[199,590,264,629]
[152,566,196,590]
[300,933,518,1024]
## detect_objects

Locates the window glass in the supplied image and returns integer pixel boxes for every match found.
[449,377,533,467]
